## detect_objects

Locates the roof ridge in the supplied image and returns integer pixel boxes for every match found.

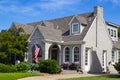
[26,12,93,25]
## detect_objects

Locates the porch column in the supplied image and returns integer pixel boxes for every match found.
[45,43,51,60]
[58,45,61,65]
[81,44,85,72]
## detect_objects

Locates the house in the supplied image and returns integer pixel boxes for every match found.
[10,6,120,73]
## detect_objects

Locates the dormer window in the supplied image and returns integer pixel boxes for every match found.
[72,23,80,34]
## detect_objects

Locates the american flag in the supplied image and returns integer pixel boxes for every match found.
[34,44,40,63]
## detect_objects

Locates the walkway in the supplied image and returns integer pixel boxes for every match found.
[18,70,101,80]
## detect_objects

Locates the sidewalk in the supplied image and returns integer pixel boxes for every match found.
[18,70,101,80]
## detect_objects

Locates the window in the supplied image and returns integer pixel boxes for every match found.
[74,47,79,62]
[119,51,120,60]
[108,28,110,35]
[72,23,79,34]
[102,52,104,66]
[65,47,70,62]
[112,51,115,62]
[85,48,88,65]
[114,30,116,37]
[111,29,113,37]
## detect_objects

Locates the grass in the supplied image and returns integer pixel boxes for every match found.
[60,75,120,80]
[0,72,41,80]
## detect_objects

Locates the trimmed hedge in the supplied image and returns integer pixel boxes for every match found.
[38,60,60,74]
[0,63,16,73]
[0,62,30,73]
[15,62,29,72]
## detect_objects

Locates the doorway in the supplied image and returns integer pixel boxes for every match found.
[49,45,59,63]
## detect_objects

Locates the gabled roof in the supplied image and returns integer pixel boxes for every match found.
[37,25,62,41]
[11,12,95,42]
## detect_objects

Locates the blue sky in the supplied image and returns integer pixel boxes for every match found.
[0,0,120,31]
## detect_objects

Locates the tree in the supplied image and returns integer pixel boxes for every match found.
[0,28,29,64]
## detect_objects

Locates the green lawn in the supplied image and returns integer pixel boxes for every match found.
[0,72,41,80]
[60,75,120,80]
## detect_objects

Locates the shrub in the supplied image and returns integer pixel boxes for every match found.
[38,60,60,74]
[29,63,39,71]
[15,62,29,72]
[0,63,16,73]
[114,59,120,74]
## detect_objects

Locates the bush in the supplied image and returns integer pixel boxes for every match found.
[114,59,120,74]
[29,63,39,71]
[38,60,60,74]
[15,62,29,72]
[0,63,17,73]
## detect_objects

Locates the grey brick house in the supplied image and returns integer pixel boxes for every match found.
[11,6,120,73]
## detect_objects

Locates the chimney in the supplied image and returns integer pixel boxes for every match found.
[94,6,103,18]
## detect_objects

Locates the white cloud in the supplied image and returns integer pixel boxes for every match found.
[39,0,80,10]
[0,0,81,16]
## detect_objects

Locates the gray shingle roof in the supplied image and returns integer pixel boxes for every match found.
[12,22,34,34]
[38,25,62,41]
[12,12,95,42]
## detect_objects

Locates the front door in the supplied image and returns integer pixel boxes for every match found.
[51,49,58,61]
[85,48,91,72]
[49,45,59,63]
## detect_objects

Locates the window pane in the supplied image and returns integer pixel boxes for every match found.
[85,48,88,65]
[72,23,79,33]
[111,29,113,37]
[65,47,70,62]
[74,47,79,62]
[114,30,116,37]
[108,28,110,35]
[112,51,115,62]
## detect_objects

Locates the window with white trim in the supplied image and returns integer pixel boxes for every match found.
[74,47,79,62]
[108,28,117,38]
[85,48,88,65]
[65,47,70,62]
[108,28,110,35]
[111,29,113,37]
[72,23,80,34]
[112,51,115,62]
[114,30,116,37]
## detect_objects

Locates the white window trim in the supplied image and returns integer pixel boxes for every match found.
[72,46,80,64]
[84,47,91,72]
[63,46,70,64]
[111,50,115,64]
[102,50,107,72]
[72,23,80,34]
